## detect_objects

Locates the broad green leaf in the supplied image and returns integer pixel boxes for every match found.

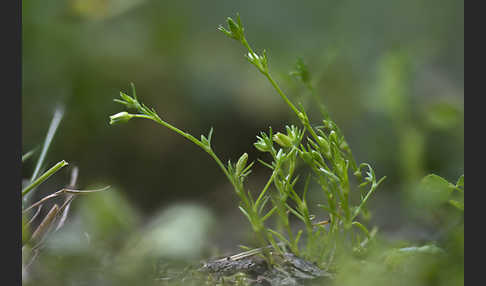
[418,174,455,207]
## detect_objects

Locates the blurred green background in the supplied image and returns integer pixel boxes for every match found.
[22,0,463,284]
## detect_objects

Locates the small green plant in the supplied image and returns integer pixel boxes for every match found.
[109,13,386,267]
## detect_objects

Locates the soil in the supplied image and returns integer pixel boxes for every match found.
[157,250,334,285]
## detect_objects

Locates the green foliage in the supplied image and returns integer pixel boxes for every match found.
[110,14,388,267]
[105,12,465,286]
[414,173,464,211]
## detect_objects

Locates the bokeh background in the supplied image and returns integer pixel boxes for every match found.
[22,0,463,284]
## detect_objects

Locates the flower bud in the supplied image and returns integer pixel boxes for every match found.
[275,149,285,161]
[235,153,249,175]
[329,130,339,144]
[109,112,134,125]
[300,151,313,165]
[311,150,322,161]
[120,92,138,109]
[227,17,242,40]
[273,132,293,148]
[254,141,268,152]
[317,136,331,158]
[322,120,333,129]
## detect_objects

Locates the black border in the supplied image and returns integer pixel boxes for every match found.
[3,0,22,284]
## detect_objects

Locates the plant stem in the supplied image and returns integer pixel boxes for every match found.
[255,169,278,209]
[31,106,64,182]
[263,73,302,117]
[132,114,234,185]
[352,176,387,220]
[22,160,69,197]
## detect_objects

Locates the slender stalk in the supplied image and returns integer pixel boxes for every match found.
[255,168,278,209]
[352,176,386,220]
[264,73,302,118]
[22,160,69,197]
[132,114,234,185]
[31,107,64,182]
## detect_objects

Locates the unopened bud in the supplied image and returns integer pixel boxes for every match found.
[235,153,249,175]
[273,132,293,148]
[300,151,313,164]
[329,131,338,144]
[317,136,331,158]
[109,112,134,125]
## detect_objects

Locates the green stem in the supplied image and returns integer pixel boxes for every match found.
[351,221,370,239]
[133,114,234,186]
[131,113,265,237]
[22,160,68,197]
[352,176,387,220]
[255,168,279,209]
[240,38,255,56]
[241,36,322,150]
[264,73,323,147]
[264,73,302,117]
[31,107,64,182]
[341,178,352,226]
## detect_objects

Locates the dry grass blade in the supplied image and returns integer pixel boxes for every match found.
[63,186,111,194]
[68,166,79,188]
[23,192,62,214]
[313,219,330,227]
[30,204,60,243]
[23,186,111,213]
[55,166,79,231]
[55,195,76,231]
[212,242,286,263]
[27,205,43,226]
